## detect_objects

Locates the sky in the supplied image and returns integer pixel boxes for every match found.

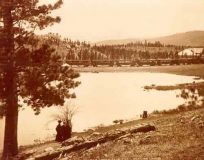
[39,0,204,42]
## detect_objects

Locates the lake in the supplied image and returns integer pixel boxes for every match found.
[0,72,203,151]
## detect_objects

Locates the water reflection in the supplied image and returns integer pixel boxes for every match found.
[0,72,203,150]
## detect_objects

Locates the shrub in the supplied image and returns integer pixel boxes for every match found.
[113,120,119,124]
[152,110,160,114]
[178,105,186,111]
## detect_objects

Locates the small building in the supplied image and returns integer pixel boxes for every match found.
[178,48,203,57]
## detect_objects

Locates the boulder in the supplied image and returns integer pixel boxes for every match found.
[44,147,54,152]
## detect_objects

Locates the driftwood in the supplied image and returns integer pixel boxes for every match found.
[28,124,156,160]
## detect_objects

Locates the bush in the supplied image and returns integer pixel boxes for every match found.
[113,120,119,124]
[152,110,160,114]
[118,119,124,124]
[178,105,186,111]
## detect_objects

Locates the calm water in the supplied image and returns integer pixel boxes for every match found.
[0,72,203,150]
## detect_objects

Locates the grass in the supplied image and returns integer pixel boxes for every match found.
[152,104,204,115]
[18,106,204,160]
[144,82,204,91]
[67,108,204,160]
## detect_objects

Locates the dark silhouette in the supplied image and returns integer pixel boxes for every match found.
[55,120,63,142]
[62,122,72,141]
[142,111,148,118]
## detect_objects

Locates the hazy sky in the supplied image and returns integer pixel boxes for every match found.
[39,0,204,42]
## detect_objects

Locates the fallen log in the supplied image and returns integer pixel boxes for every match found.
[130,124,156,133]
[28,124,156,160]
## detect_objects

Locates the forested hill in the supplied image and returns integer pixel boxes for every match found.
[37,33,107,60]
[149,31,204,47]
[96,31,204,47]
[36,33,186,61]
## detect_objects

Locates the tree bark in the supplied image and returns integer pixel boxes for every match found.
[1,0,19,157]
[3,66,18,157]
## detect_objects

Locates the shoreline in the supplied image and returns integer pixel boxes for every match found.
[74,64,204,79]
[14,107,204,159]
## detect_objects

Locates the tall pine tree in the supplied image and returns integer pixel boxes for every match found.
[0,0,80,157]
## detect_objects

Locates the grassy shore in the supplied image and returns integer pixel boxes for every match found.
[74,64,204,78]
[20,108,204,160]
[68,108,204,160]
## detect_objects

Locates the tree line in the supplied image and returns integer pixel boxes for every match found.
[37,35,187,61]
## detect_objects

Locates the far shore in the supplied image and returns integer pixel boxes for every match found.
[74,64,204,79]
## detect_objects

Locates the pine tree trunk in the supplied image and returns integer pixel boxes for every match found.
[3,67,18,157]
[2,1,19,157]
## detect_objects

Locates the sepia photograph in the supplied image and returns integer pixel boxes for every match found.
[0,0,204,159]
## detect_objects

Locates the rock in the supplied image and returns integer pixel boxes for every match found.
[180,116,186,123]
[58,145,74,151]
[123,138,132,144]
[25,149,35,155]
[62,136,85,146]
[191,115,200,122]
[61,63,70,67]
[91,132,101,136]
[104,154,108,157]
[87,128,95,133]
[17,149,36,160]
[44,147,54,152]
[144,135,151,139]
[180,119,185,123]
[26,158,35,160]
[112,129,126,135]
[166,123,174,127]
[117,133,132,140]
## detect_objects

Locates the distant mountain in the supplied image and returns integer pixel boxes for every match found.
[96,31,204,47]
[149,31,204,47]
